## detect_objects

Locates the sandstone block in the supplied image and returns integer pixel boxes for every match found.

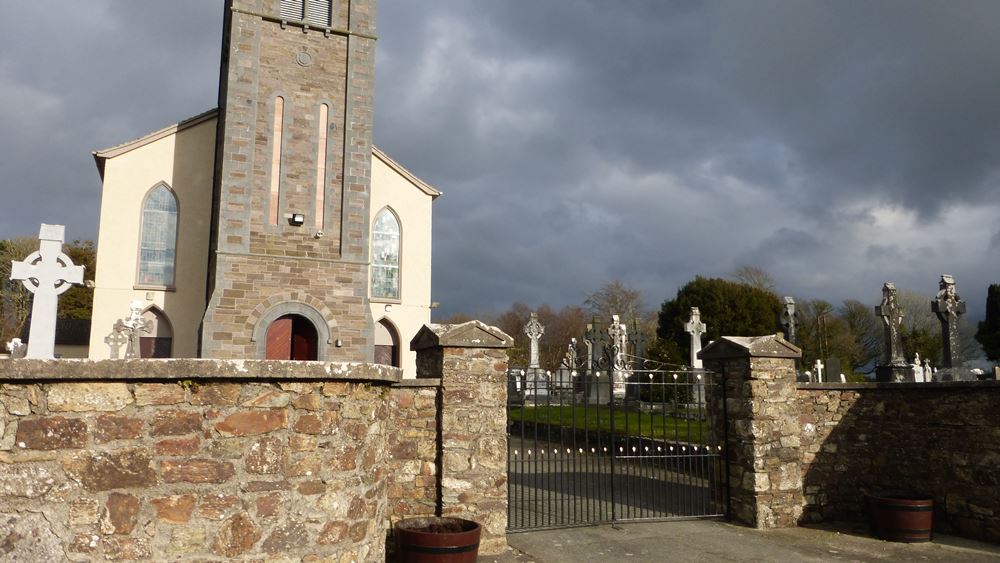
[93,414,144,443]
[0,464,55,498]
[15,416,87,450]
[189,384,242,406]
[212,512,261,557]
[246,437,284,474]
[168,526,206,555]
[47,383,132,412]
[155,436,201,456]
[150,410,203,436]
[162,458,235,484]
[0,513,62,560]
[133,383,186,406]
[199,494,240,520]
[68,498,99,527]
[151,494,196,524]
[102,536,151,560]
[63,449,155,491]
[102,493,140,535]
[215,410,287,436]
[262,520,308,555]
[256,493,281,518]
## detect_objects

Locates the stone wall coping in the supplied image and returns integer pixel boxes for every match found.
[798,381,1000,391]
[0,358,401,384]
[410,320,513,351]
[392,378,441,388]
[699,334,801,360]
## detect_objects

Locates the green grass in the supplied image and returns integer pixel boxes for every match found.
[508,405,708,443]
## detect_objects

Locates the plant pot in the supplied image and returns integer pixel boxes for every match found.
[395,517,481,563]
[867,492,933,543]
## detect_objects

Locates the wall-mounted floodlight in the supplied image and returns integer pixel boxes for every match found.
[285,213,305,226]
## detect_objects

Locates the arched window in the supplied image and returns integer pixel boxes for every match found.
[139,308,173,358]
[374,319,400,367]
[371,208,400,300]
[266,314,319,361]
[137,184,178,287]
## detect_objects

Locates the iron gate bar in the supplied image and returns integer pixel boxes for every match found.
[507,366,726,532]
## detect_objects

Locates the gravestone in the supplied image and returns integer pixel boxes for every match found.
[780,297,798,344]
[813,359,824,382]
[875,283,911,382]
[5,338,27,359]
[931,274,966,369]
[911,352,925,383]
[104,330,129,359]
[684,307,708,404]
[524,312,544,369]
[114,301,152,359]
[824,357,842,384]
[609,315,630,399]
[684,307,707,369]
[9,224,85,359]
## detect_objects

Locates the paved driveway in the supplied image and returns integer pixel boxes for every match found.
[481,520,1000,562]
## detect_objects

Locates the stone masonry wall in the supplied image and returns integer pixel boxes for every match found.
[797,383,1000,543]
[708,355,804,528]
[385,379,440,520]
[438,346,509,555]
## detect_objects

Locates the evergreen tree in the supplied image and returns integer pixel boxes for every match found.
[657,276,782,365]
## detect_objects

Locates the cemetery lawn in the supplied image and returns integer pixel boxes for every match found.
[509,405,707,443]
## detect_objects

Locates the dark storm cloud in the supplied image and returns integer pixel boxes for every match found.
[1,2,997,322]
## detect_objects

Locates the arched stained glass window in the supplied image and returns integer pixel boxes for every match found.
[137,185,178,287]
[371,208,400,300]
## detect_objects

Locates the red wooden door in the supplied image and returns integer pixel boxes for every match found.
[266,315,318,360]
[266,317,293,360]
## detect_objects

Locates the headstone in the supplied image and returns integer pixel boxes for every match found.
[684,307,707,369]
[608,315,629,398]
[524,368,549,403]
[524,312,545,369]
[813,359,824,382]
[5,338,27,359]
[875,282,911,382]
[9,224,85,359]
[931,274,966,369]
[839,373,846,383]
[104,330,129,359]
[911,352,924,383]
[824,356,842,383]
[114,301,152,359]
[780,297,798,344]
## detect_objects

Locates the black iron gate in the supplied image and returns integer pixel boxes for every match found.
[506,366,726,531]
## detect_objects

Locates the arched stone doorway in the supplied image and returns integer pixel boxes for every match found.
[139,307,173,358]
[374,319,399,367]
[265,314,319,361]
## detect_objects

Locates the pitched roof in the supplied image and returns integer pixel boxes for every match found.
[93,109,443,199]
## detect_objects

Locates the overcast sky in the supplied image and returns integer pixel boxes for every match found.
[2,1,999,321]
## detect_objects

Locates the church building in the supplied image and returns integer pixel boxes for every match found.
[87,0,439,377]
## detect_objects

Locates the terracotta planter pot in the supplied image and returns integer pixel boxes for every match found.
[395,517,481,563]
[868,492,933,543]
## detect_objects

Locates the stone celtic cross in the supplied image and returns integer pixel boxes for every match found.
[780,296,797,344]
[931,274,966,368]
[524,312,545,369]
[684,307,707,369]
[9,224,84,359]
[875,282,908,381]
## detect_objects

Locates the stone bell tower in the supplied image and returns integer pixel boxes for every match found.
[202,0,377,360]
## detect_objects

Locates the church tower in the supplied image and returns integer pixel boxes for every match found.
[202,0,377,360]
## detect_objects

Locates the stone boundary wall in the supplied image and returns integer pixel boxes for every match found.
[0,340,511,560]
[797,382,1000,543]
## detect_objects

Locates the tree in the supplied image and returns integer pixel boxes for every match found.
[584,280,646,322]
[657,276,782,366]
[795,299,857,373]
[840,299,880,373]
[731,265,776,294]
[976,284,1000,361]
[0,237,95,342]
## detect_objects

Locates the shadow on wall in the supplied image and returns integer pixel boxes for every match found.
[798,384,1000,543]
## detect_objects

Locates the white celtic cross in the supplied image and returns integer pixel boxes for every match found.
[684,307,707,369]
[9,224,84,359]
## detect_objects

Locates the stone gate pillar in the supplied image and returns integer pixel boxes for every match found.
[700,334,804,528]
[410,321,513,555]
